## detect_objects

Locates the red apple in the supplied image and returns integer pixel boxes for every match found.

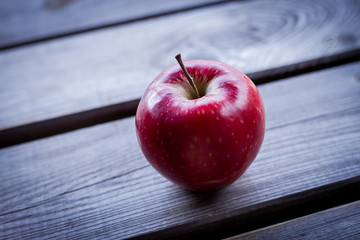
[135,54,265,191]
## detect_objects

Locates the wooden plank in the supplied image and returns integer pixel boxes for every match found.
[1,49,359,148]
[1,62,359,239]
[226,201,360,240]
[0,0,225,49]
[1,0,360,130]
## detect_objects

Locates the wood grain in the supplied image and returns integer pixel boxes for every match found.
[226,201,360,240]
[1,61,359,239]
[1,48,359,148]
[1,0,360,130]
[0,0,226,49]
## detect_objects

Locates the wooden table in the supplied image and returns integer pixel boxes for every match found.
[1,0,359,239]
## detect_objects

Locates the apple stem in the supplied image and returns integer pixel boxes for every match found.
[175,54,200,99]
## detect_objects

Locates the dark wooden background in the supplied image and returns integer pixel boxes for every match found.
[0,0,359,239]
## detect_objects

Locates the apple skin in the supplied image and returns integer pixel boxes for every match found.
[135,59,265,191]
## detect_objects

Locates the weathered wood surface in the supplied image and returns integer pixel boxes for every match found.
[1,0,360,130]
[1,49,359,148]
[0,0,224,49]
[227,201,360,240]
[1,62,359,239]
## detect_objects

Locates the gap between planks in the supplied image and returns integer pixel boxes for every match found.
[1,48,360,148]
[225,200,360,240]
[129,176,360,240]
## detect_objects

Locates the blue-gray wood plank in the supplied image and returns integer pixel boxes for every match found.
[0,0,224,48]
[1,61,359,239]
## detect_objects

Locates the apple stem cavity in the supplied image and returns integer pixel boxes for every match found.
[175,54,200,99]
